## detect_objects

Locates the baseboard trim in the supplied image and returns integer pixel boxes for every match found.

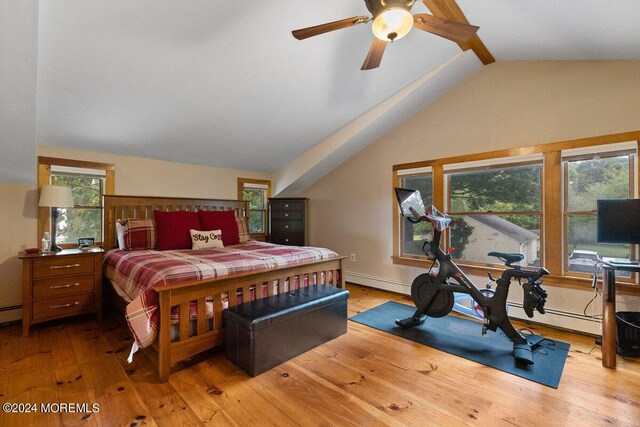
[345,271,603,335]
[0,306,22,324]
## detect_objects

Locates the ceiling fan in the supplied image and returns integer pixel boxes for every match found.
[292,0,479,70]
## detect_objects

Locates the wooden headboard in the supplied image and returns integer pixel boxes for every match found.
[103,195,249,250]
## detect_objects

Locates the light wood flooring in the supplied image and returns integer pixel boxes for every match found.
[1,284,639,426]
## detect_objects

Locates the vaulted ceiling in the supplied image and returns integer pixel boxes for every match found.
[7,1,640,188]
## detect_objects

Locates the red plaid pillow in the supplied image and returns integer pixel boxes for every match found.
[117,219,156,250]
[237,217,250,243]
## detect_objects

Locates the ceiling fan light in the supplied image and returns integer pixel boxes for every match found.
[372,8,413,41]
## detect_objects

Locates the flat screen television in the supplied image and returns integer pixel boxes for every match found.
[597,199,640,244]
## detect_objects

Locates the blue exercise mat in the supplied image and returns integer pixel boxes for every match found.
[350,301,570,388]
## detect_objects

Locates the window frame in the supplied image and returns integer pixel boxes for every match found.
[237,177,271,241]
[562,150,637,281]
[444,160,543,267]
[397,169,434,259]
[392,131,640,293]
[38,157,115,248]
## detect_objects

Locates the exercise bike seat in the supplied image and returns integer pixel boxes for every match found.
[488,252,524,266]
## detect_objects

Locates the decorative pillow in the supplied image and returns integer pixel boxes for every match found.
[236,217,250,243]
[116,219,156,250]
[154,210,201,250]
[198,210,239,246]
[115,221,126,249]
[190,229,224,249]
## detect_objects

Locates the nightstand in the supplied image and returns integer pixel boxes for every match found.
[19,248,103,337]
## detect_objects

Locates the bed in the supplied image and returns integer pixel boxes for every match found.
[103,195,345,382]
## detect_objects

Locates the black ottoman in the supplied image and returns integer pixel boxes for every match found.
[223,285,349,376]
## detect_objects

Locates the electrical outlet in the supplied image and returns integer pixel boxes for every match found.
[350,253,356,262]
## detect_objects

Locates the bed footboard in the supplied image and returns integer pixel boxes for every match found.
[155,256,345,382]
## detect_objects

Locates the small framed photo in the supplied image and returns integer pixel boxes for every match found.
[78,237,95,249]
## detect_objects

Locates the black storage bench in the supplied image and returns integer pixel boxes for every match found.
[223,285,349,376]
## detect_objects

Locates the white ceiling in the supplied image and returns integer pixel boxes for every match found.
[459,0,640,60]
[32,0,640,175]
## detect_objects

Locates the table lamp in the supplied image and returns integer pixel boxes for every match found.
[39,185,74,252]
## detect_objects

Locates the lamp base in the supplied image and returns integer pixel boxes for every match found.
[51,244,63,252]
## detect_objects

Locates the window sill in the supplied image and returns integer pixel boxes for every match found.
[391,256,640,296]
[250,233,267,242]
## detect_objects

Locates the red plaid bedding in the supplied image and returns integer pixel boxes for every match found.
[104,241,338,348]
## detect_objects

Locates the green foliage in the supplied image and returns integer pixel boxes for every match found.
[450,165,541,212]
[50,175,103,243]
[450,218,473,258]
[243,188,267,233]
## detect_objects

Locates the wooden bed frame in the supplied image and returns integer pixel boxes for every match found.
[103,195,345,382]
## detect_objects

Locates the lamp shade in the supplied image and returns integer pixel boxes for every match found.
[39,185,74,208]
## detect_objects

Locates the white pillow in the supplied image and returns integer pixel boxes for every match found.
[116,221,126,250]
[190,229,224,249]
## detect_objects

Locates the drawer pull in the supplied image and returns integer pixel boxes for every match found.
[285,225,289,229]
[50,282,80,290]
[285,239,289,242]
[50,302,80,309]
[50,263,81,270]
[285,204,289,208]
[285,213,289,217]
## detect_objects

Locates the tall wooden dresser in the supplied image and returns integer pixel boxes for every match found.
[269,198,309,246]
[20,248,103,336]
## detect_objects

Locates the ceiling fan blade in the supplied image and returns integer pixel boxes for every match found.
[292,16,369,40]
[413,13,479,44]
[361,38,387,71]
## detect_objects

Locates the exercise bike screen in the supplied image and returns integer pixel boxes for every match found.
[395,188,426,218]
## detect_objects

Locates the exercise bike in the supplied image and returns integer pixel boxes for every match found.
[394,188,549,365]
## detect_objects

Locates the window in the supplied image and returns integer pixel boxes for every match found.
[446,161,542,266]
[51,169,104,244]
[237,178,271,238]
[398,169,433,256]
[392,131,640,289]
[38,157,115,247]
[563,150,635,275]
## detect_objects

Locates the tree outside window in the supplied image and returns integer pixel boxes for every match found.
[238,178,271,238]
[564,152,634,275]
[50,174,104,244]
[446,162,542,266]
[37,157,115,248]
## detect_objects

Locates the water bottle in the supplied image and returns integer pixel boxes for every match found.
[41,232,51,253]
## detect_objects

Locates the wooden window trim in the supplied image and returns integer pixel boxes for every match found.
[392,130,640,292]
[38,157,115,248]
[237,177,271,241]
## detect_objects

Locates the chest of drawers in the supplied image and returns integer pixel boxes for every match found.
[269,198,308,246]
[20,248,103,336]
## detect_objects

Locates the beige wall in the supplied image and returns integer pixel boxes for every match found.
[303,61,640,334]
[38,145,270,199]
[0,184,38,322]
[0,147,270,322]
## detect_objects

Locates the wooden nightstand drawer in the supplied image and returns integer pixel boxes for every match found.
[33,255,95,279]
[33,274,95,299]
[20,248,103,336]
[32,292,95,321]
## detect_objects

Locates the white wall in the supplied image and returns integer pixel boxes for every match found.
[302,61,640,334]
[0,0,39,183]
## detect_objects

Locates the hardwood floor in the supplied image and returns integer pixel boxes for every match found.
[1,284,638,426]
